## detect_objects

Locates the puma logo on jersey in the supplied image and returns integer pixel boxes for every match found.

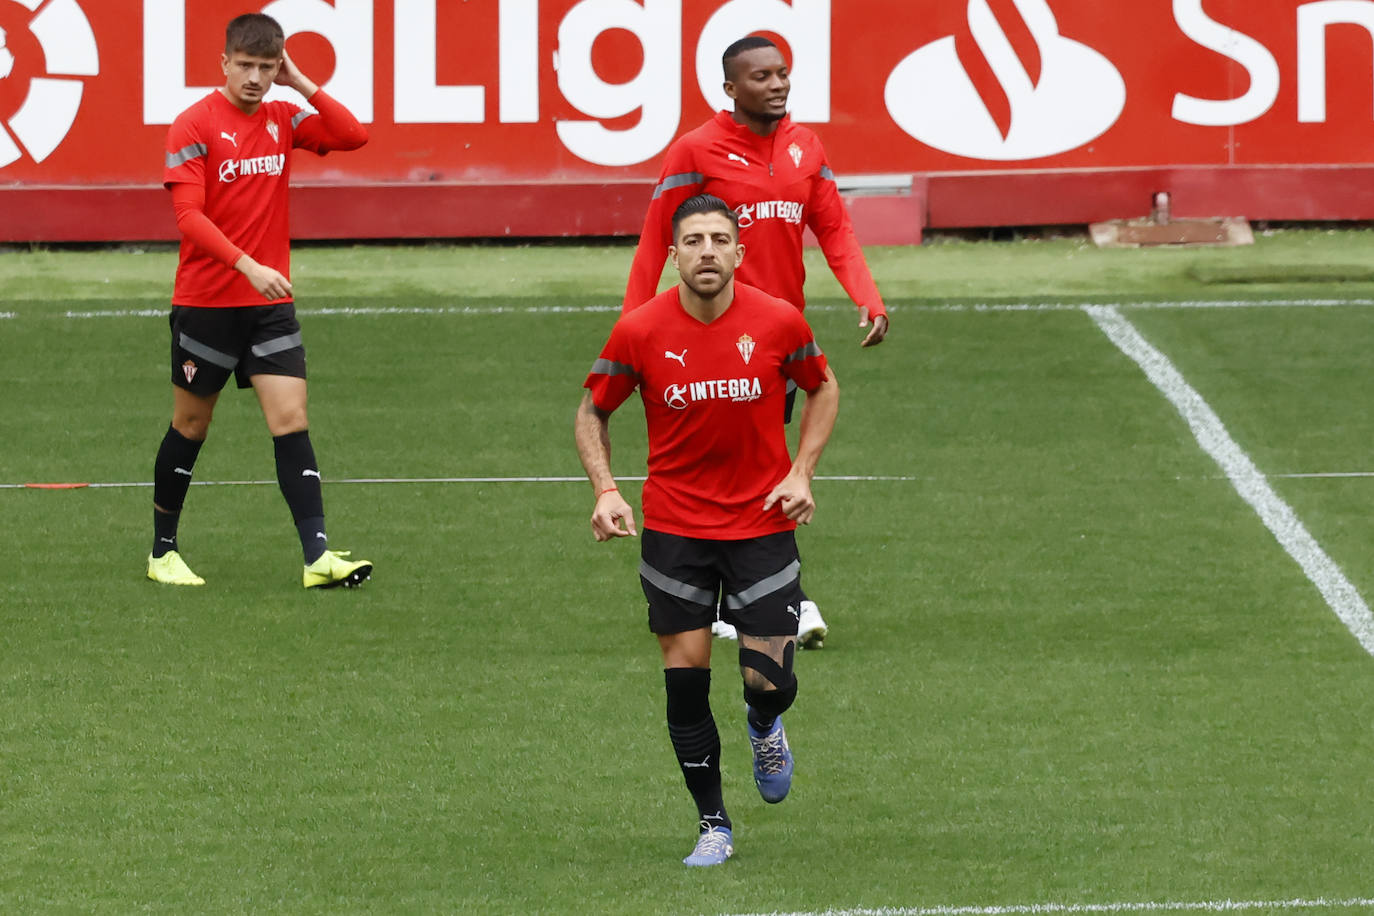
[221,131,238,147]
[665,349,687,367]
[727,153,749,167]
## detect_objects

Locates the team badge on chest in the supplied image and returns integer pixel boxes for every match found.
[266,120,280,143]
[788,143,803,167]
[736,333,755,365]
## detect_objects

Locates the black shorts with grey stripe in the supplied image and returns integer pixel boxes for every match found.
[169,304,306,395]
[639,528,805,637]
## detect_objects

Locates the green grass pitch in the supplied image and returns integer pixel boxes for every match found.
[3,230,1374,914]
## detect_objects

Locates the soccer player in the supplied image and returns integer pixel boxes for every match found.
[623,35,889,648]
[147,13,372,589]
[577,194,839,866]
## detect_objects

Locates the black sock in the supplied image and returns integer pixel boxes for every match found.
[665,667,730,832]
[296,516,327,564]
[273,430,327,563]
[152,425,204,557]
[748,707,775,734]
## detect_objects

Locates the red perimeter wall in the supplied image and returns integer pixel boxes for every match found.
[9,166,1374,246]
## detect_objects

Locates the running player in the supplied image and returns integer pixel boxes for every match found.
[577,194,839,866]
[147,12,372,589]
[623,35,889,647]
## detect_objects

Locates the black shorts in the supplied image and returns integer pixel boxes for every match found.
[639,529,805,637]
[169,303,306,395]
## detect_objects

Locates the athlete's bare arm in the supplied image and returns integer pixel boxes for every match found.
[762,367,839,524]
[575,392,638,541]
[234,255,293,300]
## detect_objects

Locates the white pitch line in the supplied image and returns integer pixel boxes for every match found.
[1085,304,1374,657]
[4,472,1370,490]
[41,298,1374,320]
[1273,471,1374,479]
[0,474,918,490]
[720,896,1374,916]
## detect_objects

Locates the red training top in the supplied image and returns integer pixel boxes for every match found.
[162,89,367,307]
[622,111,885,318]
[586,282,830,540]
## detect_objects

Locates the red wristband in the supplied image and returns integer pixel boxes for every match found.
[597,486,618,497]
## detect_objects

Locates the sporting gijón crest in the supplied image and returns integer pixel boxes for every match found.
[736,333,755,365]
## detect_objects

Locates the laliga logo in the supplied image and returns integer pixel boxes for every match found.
[885,0,1125,161]
[0,0,99,168]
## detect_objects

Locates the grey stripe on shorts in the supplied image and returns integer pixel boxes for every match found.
[639,560,716,607]
[178,332,238,369]
[723,559,801,610]
[251,332,303,358]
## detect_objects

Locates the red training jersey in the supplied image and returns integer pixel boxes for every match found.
[623,111,885,318]
[586,282,830,540]
[163,90,361,307]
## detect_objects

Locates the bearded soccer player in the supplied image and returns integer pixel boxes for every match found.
[577,194,839,867]
[623,35,888,648]
[147,13,372,589]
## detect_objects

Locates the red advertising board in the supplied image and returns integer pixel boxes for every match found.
[4,0,1374,239]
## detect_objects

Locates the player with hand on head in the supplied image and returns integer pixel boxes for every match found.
[147,12,372,589]
[578,194,839,867]
[623,35,889,649]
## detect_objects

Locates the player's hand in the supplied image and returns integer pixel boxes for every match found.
[274,49,318,97]
[236,256,293,300]
[763,472,816,524]
[859,309,889,348]
[591,491,638,541]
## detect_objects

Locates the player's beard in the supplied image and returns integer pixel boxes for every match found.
[684,269,731,300]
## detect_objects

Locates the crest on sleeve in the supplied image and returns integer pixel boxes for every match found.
[787,143,803,167]
[266,120,280,143]
[736,333,755,365]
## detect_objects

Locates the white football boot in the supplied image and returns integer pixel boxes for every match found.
[797,600,827,649]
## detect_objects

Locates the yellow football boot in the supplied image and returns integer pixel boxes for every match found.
[303,549,373,589]
[146,550,205,586]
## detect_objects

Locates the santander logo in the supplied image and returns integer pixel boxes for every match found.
[884,0,1125,161]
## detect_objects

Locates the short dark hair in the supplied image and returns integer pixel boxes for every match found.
[722,36,778,81]
[225,13,284,58]
[672,194,740,241]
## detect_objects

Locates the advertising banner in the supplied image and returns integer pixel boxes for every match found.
[3,0,1374,237]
